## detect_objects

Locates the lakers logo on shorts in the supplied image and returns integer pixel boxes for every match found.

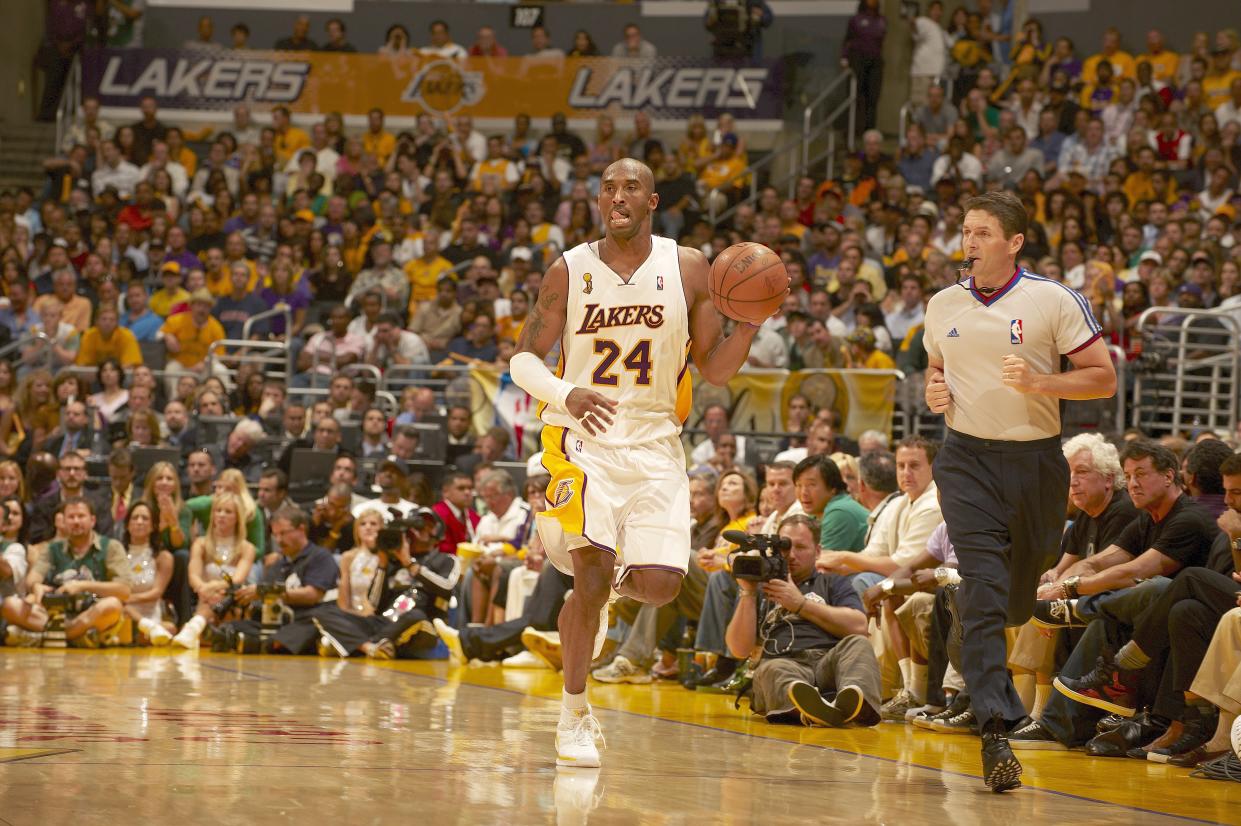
[583,272,593,294]
[553,479,576,507]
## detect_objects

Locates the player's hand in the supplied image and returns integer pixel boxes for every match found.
[565,388,618,436]
[925,371,952,413]
[1001,354,1040,394]
[1217,508,1241,540]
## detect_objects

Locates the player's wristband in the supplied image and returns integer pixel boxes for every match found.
[510,351,574,410]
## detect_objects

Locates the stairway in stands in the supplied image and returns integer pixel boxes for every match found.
[0,121,55,193]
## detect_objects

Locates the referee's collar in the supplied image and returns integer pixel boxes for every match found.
[969,267,1023,306]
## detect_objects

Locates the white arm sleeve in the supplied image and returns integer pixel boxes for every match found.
[510,351,575,411]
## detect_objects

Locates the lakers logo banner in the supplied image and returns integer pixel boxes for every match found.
[469,367,896,460]
[82,49,787,119]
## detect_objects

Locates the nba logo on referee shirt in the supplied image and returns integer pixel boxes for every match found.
[657,276,664,290]
[1010,319,1024,344]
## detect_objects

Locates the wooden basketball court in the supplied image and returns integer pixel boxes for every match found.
[0,649,1237,824]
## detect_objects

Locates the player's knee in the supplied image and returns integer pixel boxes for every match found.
[630,570,683,606]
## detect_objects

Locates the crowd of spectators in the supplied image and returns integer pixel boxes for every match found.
[6,0,1241,785]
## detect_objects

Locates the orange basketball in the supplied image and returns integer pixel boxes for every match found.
[709,242,789,325]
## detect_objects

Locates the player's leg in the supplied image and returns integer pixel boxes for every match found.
[556,543,614,768]
[615,569,683,606]
[613,442,692,607]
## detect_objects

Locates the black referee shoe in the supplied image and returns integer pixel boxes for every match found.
[981,716,1023,792]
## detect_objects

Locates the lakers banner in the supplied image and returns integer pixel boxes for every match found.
[82,48,787,120]
[689,368,898,441]
[468,367,896,460]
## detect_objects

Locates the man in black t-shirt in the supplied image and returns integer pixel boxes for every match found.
[725,515,881,728]
[1014,442,1222,749]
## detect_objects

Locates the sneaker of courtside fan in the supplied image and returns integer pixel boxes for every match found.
[880,689,920,722]
[591,655,653,684]
[362,639,396,660]
[930,706,978,734]
[432,618,467,666]
[502,650,549,669]
[1031,598,1082,630]
[905,702,946,722]
[556,712,606,768]
[170,626,200,650]
[521,627,563,671]
[5,626,44,647]
[1008,717,1068,750]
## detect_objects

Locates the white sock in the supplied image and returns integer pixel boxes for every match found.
[897,658,912,695]
[138,618,156,635]
[1013,674,1035,712]
[181,615,207,639]
[561,688,589,724]
[909,662,928,704]
[1032,683,1052,718]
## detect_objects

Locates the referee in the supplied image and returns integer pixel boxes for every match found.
[922,191,1115,792]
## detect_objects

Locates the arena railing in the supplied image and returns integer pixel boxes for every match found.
[1131,307,1240,437]
[206,338,294,383]
[242,306,292,342]
[54,56,81,156]
[897,76,955,149]
[3,332,52,373]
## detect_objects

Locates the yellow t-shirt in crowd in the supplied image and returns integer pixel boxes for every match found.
[363,130,397,165]
[76,326,142,367]
[404,255,455,310]
[160,313,225,368]
[274,126,311,165]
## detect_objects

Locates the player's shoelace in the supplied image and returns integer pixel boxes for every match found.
[563,714,607,751]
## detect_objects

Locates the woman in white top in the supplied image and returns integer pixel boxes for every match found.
[171,492,256,649]
[120,501,174,645]
[309,506,411,658]
[89,358,130,427]
[0,496,29,600]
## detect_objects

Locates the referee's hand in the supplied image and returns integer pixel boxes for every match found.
[925,372,952,413]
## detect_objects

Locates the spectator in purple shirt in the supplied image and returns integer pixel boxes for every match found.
[841,0,887,133]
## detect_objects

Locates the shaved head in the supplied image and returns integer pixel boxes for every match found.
[599,157,658,241]
[602,158,655,190]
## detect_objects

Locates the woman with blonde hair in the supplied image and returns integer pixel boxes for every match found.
[831,452,861,499]
[142,460,193,621]
[172,492,257,649]
[187,467,266,557]
[0,460,26,502]
[14,369,56,448]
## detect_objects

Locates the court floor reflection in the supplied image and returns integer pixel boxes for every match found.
[0,650,1235,825]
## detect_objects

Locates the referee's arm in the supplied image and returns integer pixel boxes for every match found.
[999,337,1116,401]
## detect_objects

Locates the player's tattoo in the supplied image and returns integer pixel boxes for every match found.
[517,288,559,352]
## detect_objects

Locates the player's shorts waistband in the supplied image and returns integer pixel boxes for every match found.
[945,429,1062,453]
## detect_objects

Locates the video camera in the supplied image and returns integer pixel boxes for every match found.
[724,530,791,583]
[212,574,239,617]
[378,507,444,553]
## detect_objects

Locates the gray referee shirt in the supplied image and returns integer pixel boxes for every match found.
[923,269,1101,441]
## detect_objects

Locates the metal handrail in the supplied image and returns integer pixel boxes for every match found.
[341,364,382,384]
[1107,344,1127,436]
[242,306,293,340]
[801,69,857,163]
[309,331,338,377]
[295,386,401,419]
[1132,307,1241,437]
[13,331,53,372]
[897,77,955,149]
[206,338,293,381]
[54,56,81,155]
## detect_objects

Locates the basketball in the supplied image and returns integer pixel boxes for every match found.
[709,242,789,325]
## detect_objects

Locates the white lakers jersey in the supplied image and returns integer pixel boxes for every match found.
[540,236,692,446]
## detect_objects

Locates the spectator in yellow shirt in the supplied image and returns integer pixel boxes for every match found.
[1082,27,1136,82]
[698,133,749,216]
[150,262,190,318]
[272,105,310,166]
[34,268,92,333]
[404,226,454,316]
[1139,29,1179,84]
[76,305,143,368]
[161,289,225,374]
[362,107,397,166]
[844,327,895,370]
[1203,47,1241,109]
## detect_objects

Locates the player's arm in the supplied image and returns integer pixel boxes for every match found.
[1002,336,1117,401]
[510,257,617,436]
[682,247,769,386]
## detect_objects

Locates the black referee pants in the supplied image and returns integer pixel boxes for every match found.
[934,430,1068,725]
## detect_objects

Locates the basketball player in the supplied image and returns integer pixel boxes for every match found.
[509,158,784,768]
[922,191,1116,791]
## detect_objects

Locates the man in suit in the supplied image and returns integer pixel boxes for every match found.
[42,400,94,459]
[30,451,112,543]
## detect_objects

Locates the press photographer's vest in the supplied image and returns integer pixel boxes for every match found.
[46,538,109,585]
